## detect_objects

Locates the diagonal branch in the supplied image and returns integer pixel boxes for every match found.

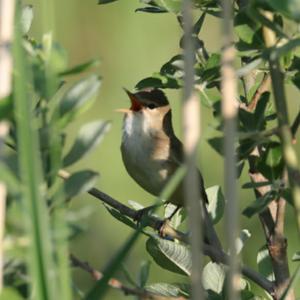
[59,170,274,294]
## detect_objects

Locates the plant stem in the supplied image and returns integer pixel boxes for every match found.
[182,1,205,299]
[262,10,296,300]
[13,3,57,299]
[221,0,240,299]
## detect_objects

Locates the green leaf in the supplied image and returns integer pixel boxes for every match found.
[63,120,110,167]
[242,181,271,189]
[146,283,190,297]
[21,5,34,34]
[265,144,282,167]
[98,0,118,4]
[64,170,99,200]
[202,262,225,294]
[193,12,206,35]
[135,77,165,90]
[136,6,168,13]
[138,260,151,288]
[57,75,101,127]
[266,0,300,22]
[105,207,137,229]
[13,4,58,298]
[146,236,191,276]
[236,229,251,254]
[243,191,276,218]
[206,185,225,224]
[257,245,275,281]
[59,59,100,76]
[207,136,223,156]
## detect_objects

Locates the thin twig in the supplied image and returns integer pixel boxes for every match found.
[261,10,296,300]
[70,253,187,300]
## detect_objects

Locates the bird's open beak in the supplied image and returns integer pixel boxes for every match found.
[115,88,142,113]
[123,88,142,112]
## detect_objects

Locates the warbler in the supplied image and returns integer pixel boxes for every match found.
[118,88,208,218]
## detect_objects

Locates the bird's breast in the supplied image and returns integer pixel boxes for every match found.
[121,113,171,196]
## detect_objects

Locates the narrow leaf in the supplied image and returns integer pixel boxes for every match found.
[57,75,101,127]
[63,120,110,167]
[243,191,276,218]
[138,260,151,288]
[236,229,251,254]
[64,170,99,200]
[98,0,118,4]
[59,59,100,77]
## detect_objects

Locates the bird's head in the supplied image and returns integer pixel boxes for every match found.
[117,88,171,122]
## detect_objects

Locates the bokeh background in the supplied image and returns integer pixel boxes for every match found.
[24,1,299,298]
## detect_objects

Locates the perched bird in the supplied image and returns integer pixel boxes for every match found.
[118,88,208,218]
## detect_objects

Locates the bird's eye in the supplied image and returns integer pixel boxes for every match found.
[147,103,156,109]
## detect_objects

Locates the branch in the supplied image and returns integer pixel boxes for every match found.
[70,254,187,300]
[59,170,274,294]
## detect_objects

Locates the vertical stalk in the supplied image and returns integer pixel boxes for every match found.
[182,1,204,299]
[13,3,57,299]
[40,1,72,299]
[221,0,239,299]
[0,0,15,291]
[262,11,297,299]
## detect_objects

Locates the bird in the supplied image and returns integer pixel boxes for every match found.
[118,88,209,220]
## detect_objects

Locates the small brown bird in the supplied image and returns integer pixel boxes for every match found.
[118,88,208,218]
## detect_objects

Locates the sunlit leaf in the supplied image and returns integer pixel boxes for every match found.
[21,5,34,34]
[146,236,191,276]
[206,185,225,224]
[236,229,251,254]
[202,262,225,294]
[146,282,190,297]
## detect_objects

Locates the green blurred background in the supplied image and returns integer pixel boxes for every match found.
[23,0,299,298]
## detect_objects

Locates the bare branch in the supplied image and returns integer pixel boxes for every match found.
[70,254,187,300]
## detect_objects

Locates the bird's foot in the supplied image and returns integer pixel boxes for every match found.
[158,219,171,238]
